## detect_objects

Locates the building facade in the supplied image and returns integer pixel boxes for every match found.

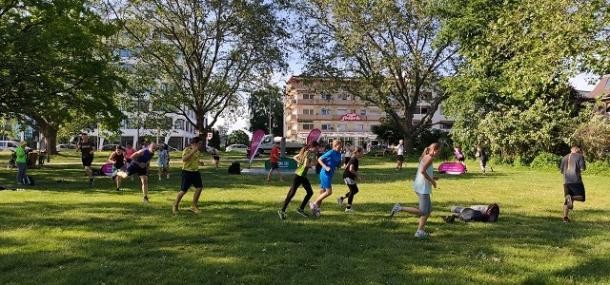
[284,76,453,147]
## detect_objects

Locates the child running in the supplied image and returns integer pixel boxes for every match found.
[277,141,320,220]
[389,143,440,238]
[157,143,170,181]
[310,140,343,217]
[337,146,364,212]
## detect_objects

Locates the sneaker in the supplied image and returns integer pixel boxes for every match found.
[296,208,309,217]
[88,179,94,188]
[563,216,570,223]
[414,230,429,239]
[337,197,344,206]
[143,196,149,204]
[277,210,287,220]
[309,202,316,210]
[172,204,179,215]
[565,195,573,209]
[190,206,200,214]
[389,203,401,217]
[345,208,354,213]
[116,171,128,179]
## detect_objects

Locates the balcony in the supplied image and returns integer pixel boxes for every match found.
[296,99,369,106]
[294,114,383,122]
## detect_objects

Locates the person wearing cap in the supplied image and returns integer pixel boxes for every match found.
[15,141,28,185]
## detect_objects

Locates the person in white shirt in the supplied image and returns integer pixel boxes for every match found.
[396,140,405,170]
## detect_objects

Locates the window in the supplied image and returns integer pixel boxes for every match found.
[174,119,185,130]
[302,122,314,130]
[358,124,364,131]
[320,92,332,100]
[337,108,347,115]
[360,109,367,116]
[321,124,333,131]
[420,107,429,114]
[320,108,331,115]
[440,122,454,130]
[303,109,314,115]
[336,124,346,131]
[303,94,314,100]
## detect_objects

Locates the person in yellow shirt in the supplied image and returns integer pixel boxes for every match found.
[172,137,204,215]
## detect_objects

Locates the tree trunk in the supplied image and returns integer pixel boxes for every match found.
[39,123,58,155]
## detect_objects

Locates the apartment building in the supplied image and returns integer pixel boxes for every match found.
[284,76,453,147]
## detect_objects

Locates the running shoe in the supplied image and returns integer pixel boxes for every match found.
[277,210,287,220]
[143,196,150,204]
[389,203,401,217]
[172,204,179,215]
[414,230,429,239]
[190,206,200,214]
[344,208,354,213]
[296,208,309,217]
[563,216,570,223]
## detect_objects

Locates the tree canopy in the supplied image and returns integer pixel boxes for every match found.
[248,84,283,135]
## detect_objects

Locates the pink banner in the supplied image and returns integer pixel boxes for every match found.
[306,128,321,145]
[249,129,266,163]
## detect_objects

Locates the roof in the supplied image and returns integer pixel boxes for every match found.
[586,75,610,100]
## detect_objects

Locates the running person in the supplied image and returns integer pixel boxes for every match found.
[277,141,319,220]
[172,137,204,215]
[77,133,96,187]
[310,140,343,217]
[337,146,364,212]
[390,143,440,238]
[560,146,586,223]
[108,146,126,191]
[116,143,157,203]
[396,140,405,170]
[267,141,283,182]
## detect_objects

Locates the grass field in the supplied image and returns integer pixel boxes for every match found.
[1,151,609,285]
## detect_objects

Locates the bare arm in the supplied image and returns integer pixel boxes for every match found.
[182,147,199,162]
[318,157,330,172]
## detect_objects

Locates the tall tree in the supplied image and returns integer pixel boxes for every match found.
[441,0,610,161]
[295,0,460,153]
[248,85,283,135]
[110,0,288,140]
[0,0,124,154]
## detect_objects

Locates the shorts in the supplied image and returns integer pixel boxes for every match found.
[213,155,220,161]
[181,170,203,191]
[564,183,586,201]
[397,155,404,162]
[417,193,432,215]
[319,173,332,190]
[126,163,148,177]
[271,162,279,170]
[82,156,94,167]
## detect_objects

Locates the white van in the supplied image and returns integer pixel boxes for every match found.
[0,140,19,151]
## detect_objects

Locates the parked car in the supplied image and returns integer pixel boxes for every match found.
[225,144,248,153]
[101,143,120,151]
[56,143,77,152]
[0,140,19,151]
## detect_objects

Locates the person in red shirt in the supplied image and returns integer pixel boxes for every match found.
[267,142,283,182]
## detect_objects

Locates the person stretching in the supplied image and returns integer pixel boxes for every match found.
[310,140,343,217]
[337,146,364,212]
[277,141,319,220]
[172,138,204,215]
[390,143,440,238]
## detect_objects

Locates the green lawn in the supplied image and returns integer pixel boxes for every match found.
[1,152,609,285]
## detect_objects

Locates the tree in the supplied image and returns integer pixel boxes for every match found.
[248,85,283,135]
[441,0,610,161]
[109,0,288,140]
[0,0,124,154]
[295,0,460,153]
[227,130,249,146]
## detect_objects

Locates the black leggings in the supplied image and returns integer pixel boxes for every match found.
[281,175,313,211]
[344,183,359,206]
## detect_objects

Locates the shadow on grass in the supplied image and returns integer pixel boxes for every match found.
[1,199,609,284]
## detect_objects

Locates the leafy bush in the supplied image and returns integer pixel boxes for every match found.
[571,114,610,161]
[530,152,562,170]
[585,160,610,176]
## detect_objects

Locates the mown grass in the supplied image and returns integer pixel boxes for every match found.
[0,151,609,285]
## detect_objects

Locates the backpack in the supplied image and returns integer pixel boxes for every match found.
[485,203,500,222]
[228,162,241,174]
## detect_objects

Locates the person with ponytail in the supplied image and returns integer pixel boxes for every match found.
[389,143,440,238]
[277,141,319,220]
